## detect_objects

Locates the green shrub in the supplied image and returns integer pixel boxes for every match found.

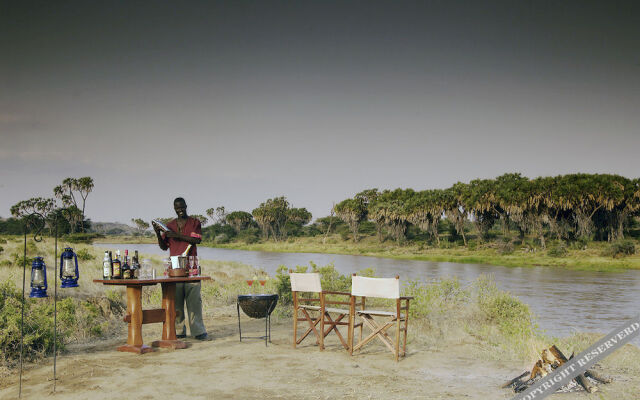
[63,233,103,244]
[214,234,230,244]
[468,240,478,250]
[12,252,34,267]
[0,280,66,365]
[475,275,536,338]
[75,248,95,261]
[569,237,590,250]
[0,245,3,255]
[497,241,514,255]
[405,277,468,318]
[547,242,568,258]
[236,228,260,244]
[0,238,7,244]
[603,239,636,258]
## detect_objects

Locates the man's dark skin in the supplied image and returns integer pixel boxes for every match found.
[155,199,201,249]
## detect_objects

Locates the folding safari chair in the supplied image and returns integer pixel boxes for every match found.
[290,271,360,351]
[349,275,413,361]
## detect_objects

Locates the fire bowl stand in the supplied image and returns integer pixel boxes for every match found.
[237,294,279,347]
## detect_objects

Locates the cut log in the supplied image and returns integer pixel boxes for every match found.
[502,371,529,389]
[585,369,612,384]
[550,349,597,393]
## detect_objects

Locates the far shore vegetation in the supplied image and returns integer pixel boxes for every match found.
[2,172,639,271]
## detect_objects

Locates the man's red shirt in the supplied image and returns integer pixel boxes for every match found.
[163,217,202,256]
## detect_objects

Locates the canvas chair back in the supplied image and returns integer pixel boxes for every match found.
[351,276,400,299]
[290,272,322,293]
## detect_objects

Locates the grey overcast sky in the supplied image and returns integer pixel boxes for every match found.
[1,1,639,224]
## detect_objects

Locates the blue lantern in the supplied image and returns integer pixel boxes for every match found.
[29,257,48,298]
[60,247,79,288]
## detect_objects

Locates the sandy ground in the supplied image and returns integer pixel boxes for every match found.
[1,306,638,400]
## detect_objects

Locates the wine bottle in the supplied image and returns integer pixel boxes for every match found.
[122,249,131,279]
[132,250,140,279]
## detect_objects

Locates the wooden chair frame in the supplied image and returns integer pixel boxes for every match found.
[348,275,413,361]
[291,271,362,352]
[319,290,363,351]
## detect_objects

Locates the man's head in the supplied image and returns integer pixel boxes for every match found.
[173,197,188,218]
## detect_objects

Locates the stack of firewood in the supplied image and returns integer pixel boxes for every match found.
[503,345,612,394]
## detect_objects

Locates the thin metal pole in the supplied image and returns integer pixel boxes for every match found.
[19,228,27,398]
[265,309,268,347]
[237,301,242,341]
[53,222,58,392]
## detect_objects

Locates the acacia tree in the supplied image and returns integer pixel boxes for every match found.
[190,214,208,225]
[10,197,57,234]
[334,198,367,242]
[407,190,444,245]
[368,189,414,243]
[53,176,94,232]
[252,197,291,241]
[356,188,381,240]
[131,218,150,234]
[206,206,227,225]
[552,174,623,240]
[493,173,530,238]
[600,176,640,241]
[463,179,499,242]
[442,183,469,246]
[225,211,254,232]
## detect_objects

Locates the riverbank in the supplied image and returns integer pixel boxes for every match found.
[91,235,640,272]
[210,236,640,272]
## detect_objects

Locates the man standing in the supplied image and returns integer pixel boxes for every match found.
[154,197,209,340]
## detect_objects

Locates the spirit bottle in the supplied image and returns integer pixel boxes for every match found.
[103,251,111,279]
[112,250,122,279]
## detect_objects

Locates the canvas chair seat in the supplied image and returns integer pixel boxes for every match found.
[357,309,405,318]
[299,304,320,311]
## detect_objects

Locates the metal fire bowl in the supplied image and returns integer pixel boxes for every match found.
[237,294,279,319]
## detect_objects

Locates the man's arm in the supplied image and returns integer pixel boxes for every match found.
[154,225,169,250]
[164,231,201,244]
[164,218,202,245]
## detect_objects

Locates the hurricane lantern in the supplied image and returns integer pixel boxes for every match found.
[60,247,79,288]
[29,257,48,298]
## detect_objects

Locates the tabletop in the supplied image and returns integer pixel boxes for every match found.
[93,276,211,285]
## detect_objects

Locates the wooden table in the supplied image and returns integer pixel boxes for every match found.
[93,276,211,354]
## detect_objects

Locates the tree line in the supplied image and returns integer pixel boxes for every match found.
[334,173,640,247]
[6,173,639,250]
[175,173,639,248]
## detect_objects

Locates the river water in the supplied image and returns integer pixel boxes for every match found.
[96,243,640,342]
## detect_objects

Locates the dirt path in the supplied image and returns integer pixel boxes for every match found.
[1,308,637,400]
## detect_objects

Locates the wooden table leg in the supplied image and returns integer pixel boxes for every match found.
[118,285,153,354]
[152,282,187,349]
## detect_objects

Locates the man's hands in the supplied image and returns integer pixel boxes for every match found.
[164,230,201,244]
[153,224,169,250]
